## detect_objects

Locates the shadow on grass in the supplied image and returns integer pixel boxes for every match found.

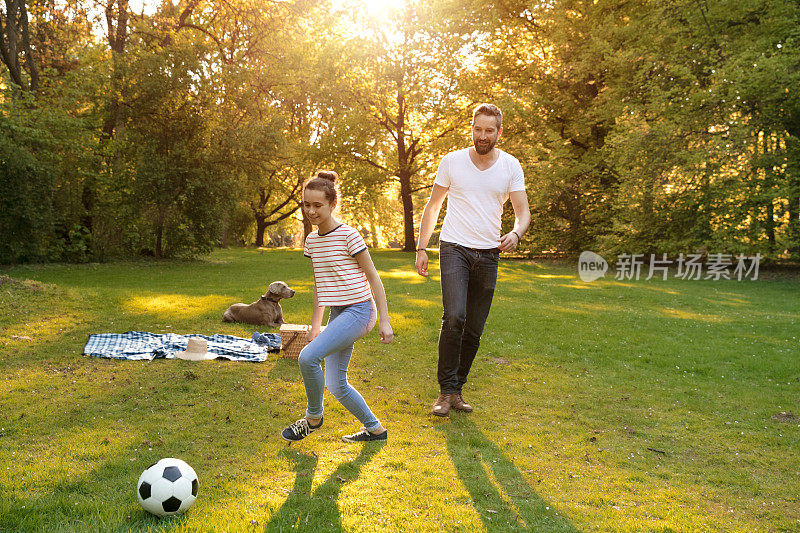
[0,443,192,532]
[437,418,581,533]
[264,442,384,532]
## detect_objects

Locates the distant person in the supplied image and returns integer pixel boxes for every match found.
[415,103,531,417]
[281,171,394,443]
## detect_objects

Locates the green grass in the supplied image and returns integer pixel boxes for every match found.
[1,248,798,532]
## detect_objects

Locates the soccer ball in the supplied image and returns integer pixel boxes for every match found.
[137,458,198,516]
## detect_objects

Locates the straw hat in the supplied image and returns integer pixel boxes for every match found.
[175,337,216,361]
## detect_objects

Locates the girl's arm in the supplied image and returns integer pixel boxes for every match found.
[355,250,394,344]
[308,284,326,342]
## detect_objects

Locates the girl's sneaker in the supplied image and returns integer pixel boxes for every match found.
[281,417,323,442]
[342,428,388,443]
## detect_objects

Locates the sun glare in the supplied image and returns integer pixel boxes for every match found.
[362,0,406,21]
[115,0,409,44]
[331,0,409,42]
[128,0,156,16]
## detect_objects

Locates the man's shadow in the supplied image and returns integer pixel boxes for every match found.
[265,442,384,532]
[437,418,582,532]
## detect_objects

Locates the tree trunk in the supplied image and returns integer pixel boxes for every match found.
[399,168,415,251]
[249,181,301,247]
[394,87,417,252]
[788,193,800,257]
[102,0,128,139]
[91,0,129,242]
[255,216,267,247]
[558,185,583,253]
[765,200,775,251]
[369,219,380,248]
[302,213,312,242]
[155,223,163,259]
[17,0,36,90]
[0,0,38,92]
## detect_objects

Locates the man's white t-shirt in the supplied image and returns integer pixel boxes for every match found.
[434,148,526,249]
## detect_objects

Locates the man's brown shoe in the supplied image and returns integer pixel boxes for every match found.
[450,393,473,413]
[431,393,452,417]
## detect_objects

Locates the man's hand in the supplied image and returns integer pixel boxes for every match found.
[379,322,394,344]
[498,232,520,252]
[415,250,429,277]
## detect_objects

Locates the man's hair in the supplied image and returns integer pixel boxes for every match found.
[472,103,503,128]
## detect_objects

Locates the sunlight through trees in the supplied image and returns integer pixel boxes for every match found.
[2,0,799,262]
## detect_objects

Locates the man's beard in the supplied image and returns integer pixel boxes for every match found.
[474,138,496,155]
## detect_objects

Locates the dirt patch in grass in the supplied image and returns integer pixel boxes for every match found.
[771,411,798,423]
[0,275,46,291]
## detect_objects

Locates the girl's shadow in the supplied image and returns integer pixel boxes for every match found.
[265,442,384,532]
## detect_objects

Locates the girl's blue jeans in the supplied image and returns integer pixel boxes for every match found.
[297,299,381,432]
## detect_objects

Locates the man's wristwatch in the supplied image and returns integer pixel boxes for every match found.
[416,248,426,252]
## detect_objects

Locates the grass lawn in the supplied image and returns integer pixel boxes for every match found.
[1,248,798,532]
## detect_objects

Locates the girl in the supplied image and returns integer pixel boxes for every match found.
[281,170,393,443]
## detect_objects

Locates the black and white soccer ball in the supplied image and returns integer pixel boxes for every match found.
[137,458,198,516]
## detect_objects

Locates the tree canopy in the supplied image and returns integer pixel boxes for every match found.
[1,0,798,263]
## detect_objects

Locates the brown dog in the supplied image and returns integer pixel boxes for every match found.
[222,281,295,326]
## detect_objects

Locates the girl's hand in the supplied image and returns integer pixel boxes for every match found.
[307,327,321,343]
[379,322,394,344]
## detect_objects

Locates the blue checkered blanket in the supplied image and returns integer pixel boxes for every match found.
[83,331,281,362]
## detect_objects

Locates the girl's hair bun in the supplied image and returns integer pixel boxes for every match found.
[303,170,340,204]
[315,170,338,183]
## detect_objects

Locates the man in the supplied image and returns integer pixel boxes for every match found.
[415,103,531,417]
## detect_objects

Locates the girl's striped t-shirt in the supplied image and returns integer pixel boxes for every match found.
[304,224,372,306]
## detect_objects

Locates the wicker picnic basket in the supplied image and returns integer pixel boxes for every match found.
[279,324,324,359]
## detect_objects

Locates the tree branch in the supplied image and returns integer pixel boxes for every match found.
[266,183,300,215]
[351,152,391,173]
[693,0,720,51]
[177,23,226,58]
[411,183,433,193]
[267,204,299,222]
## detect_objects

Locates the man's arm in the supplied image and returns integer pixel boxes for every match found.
[498,190,531,252]
[415,184,449,277]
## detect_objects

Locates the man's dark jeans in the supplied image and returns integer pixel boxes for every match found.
[437,241,499,394]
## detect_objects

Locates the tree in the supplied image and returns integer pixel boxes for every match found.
[0,0,39,91]
[458,0,622,254]
[181,0,324,247]
[100,0,128,139]
[449,0,800,260]
[110,25,237,258]
[0,97,53,262]
[716,0,800,257]
[317,0,471,251]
